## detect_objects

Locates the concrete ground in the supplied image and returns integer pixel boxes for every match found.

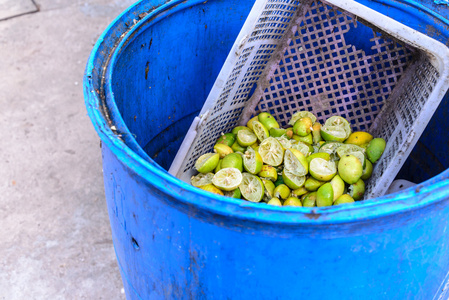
[0,0,138,298]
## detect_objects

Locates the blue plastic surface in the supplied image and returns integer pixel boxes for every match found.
[84,0,449,298]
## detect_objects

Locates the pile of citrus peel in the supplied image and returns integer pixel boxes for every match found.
[191,111,386,207]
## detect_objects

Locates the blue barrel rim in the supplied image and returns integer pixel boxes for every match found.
[84,0,449,225]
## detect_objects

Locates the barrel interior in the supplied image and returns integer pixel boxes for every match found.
[108,0,449,187]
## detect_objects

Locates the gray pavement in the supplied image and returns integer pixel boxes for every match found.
[0,1,137,299]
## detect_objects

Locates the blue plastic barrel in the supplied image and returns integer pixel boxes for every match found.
[84,0,449,298]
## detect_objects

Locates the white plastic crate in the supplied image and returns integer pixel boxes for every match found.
[169,0,449,199]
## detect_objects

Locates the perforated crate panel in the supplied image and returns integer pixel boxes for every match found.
[170,0,449,199]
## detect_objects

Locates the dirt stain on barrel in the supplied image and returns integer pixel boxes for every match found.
[304,211,321,220]
[145,61,150,80]
[188,249,206,297]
